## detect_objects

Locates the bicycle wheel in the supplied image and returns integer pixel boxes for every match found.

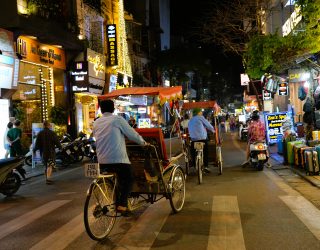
[84,179,117,241]
[169,167,186,213]
[197,157,202,184]
[184,146,190,176]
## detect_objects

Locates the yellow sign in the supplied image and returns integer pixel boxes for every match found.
[17,36,66,70]
[88,55,105,76]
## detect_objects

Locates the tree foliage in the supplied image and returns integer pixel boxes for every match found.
[199,0,273,55]
[198,0,320,79]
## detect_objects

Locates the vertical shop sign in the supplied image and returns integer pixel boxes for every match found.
[278,82,288,96]
[265,112,287,144]
[106,24,118,66]
[70,61,89,92]
[262,90,272,100]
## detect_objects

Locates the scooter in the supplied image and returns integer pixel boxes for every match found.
[239,123,248,141]
[0,157,25,196]
[25,145,33,166]
[249,141,269,171]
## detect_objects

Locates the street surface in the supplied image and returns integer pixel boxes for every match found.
[1,132,320,249]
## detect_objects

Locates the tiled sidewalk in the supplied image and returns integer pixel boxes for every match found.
[24,163,45,179]
[269,144,320,188]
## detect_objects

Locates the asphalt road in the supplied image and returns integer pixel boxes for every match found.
[1,132,320,249]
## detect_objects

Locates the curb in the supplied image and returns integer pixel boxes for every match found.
[270,153,320,188]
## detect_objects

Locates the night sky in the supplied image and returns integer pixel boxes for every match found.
[170,0,244,98]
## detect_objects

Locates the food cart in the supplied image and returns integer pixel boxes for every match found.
[181,100,223,175]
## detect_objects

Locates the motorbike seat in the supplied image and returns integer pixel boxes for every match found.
[0,157,24,168]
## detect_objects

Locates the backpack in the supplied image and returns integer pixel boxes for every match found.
[303,98,313,113]
[298,85,307,101]
[303,112,313,124]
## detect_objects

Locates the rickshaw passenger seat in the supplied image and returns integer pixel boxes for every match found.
[135,128,169,167]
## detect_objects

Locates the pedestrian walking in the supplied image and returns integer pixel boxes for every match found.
[3,121,13,158]
[33,120,62,185]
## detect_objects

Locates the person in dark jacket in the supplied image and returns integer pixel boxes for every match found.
[7,119,23,157]
[33,120,62,184]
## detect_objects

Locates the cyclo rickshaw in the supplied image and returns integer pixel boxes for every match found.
[181,101,223,179]
[83,86,187,241]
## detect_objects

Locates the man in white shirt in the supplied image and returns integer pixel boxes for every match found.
[93,99,147,215]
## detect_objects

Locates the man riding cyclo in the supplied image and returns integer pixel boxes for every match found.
[188,108,215,173]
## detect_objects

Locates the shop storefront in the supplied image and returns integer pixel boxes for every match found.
[13,36,66,134]
[100,86,183,130]
[72,49,105,136]
[0,28,19,157]
[288,68,312,123]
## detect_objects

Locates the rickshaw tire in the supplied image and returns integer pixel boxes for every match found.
[197,158,202,184]
[169,166,185,213]
[84,180,116,241]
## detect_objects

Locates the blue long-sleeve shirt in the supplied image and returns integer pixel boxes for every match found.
[188,115,214,141]
[93,113,146,164]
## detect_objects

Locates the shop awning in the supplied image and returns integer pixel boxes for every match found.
[99,86,183,104]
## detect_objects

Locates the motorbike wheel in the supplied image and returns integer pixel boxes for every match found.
[56,152,72,166]
[257,162,264,171]
[1,172,21,196]
[25,155,32,166]
[73,152,84,163]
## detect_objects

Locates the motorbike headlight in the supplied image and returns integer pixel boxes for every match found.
[256,144,265,150]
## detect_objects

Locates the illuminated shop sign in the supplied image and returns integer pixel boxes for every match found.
[278,82,288,96]
[88,55,104,77]
[106,24,118,66]
[0,54,17,89]
[71,61,89,92]
[240,73,249,86]
[138,118,151,128]
[87,48,105,79]
[288,69,309,82]
[282,6,302,36]
[265,112,287,144]
[262,90,272,100]
[17,36,66,70]
[109,74,117,92]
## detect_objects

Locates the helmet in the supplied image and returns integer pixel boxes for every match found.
[251,110,260,121]
[192,108,202,116]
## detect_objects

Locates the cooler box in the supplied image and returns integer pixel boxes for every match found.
[277,134,283,154]
[287,141,303,165]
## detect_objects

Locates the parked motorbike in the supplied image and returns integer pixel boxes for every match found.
[55,143,75,166]
[25,145,33,166]
[249,141,269,171]
[238,123,248,141]
[25,133,74,167]
[83,137,96,161]
[0,157,25,196]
